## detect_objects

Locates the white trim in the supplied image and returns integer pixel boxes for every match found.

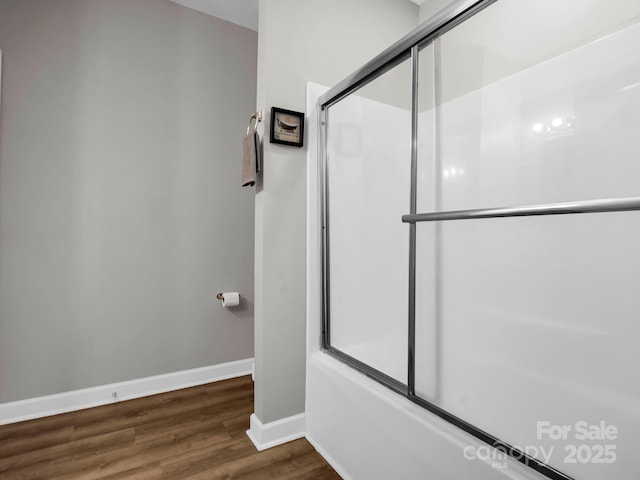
[245,412,306,451]
[0,358,253,426]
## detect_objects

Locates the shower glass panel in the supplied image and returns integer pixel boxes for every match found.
[414,1,640,479]
[432,0,640,212]
[322,0,640,478]
[325,57,412,384]
[416,213,640,479]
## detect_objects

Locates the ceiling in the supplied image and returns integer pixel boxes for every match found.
[169,0,427,32]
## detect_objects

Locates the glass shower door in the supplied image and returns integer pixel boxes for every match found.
[325,56,412,385]
[413,1,640,479]
[321,1,640,478]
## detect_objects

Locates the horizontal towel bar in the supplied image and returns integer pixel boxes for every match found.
[401,197,640,223]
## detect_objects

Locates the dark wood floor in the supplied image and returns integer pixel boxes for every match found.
[0,375,341,479]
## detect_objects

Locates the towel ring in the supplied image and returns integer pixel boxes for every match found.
[246,111,263,135]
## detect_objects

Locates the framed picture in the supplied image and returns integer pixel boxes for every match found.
[270,107,304,147]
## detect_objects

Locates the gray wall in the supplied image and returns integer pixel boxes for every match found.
[0,0,257,403]
[254,0,419,424]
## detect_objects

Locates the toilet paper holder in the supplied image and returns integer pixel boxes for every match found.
[217,292,241,308]
[216,293,241,300]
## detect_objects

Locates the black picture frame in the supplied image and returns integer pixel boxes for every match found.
[270,107,304,147]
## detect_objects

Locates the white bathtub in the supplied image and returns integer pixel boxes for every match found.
[305,351,547,480]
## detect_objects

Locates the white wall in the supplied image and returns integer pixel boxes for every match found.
[254,0,419,425]
[0,0,257,403]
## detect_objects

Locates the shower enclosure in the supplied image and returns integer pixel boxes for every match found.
[316,1,640,479]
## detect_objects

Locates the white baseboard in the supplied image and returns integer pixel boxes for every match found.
[0,358,253,426]
[246,412,306,451]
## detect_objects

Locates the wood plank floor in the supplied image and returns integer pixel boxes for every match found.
[0,376,342,479]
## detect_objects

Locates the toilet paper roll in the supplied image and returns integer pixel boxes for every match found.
[220,292,240,307]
